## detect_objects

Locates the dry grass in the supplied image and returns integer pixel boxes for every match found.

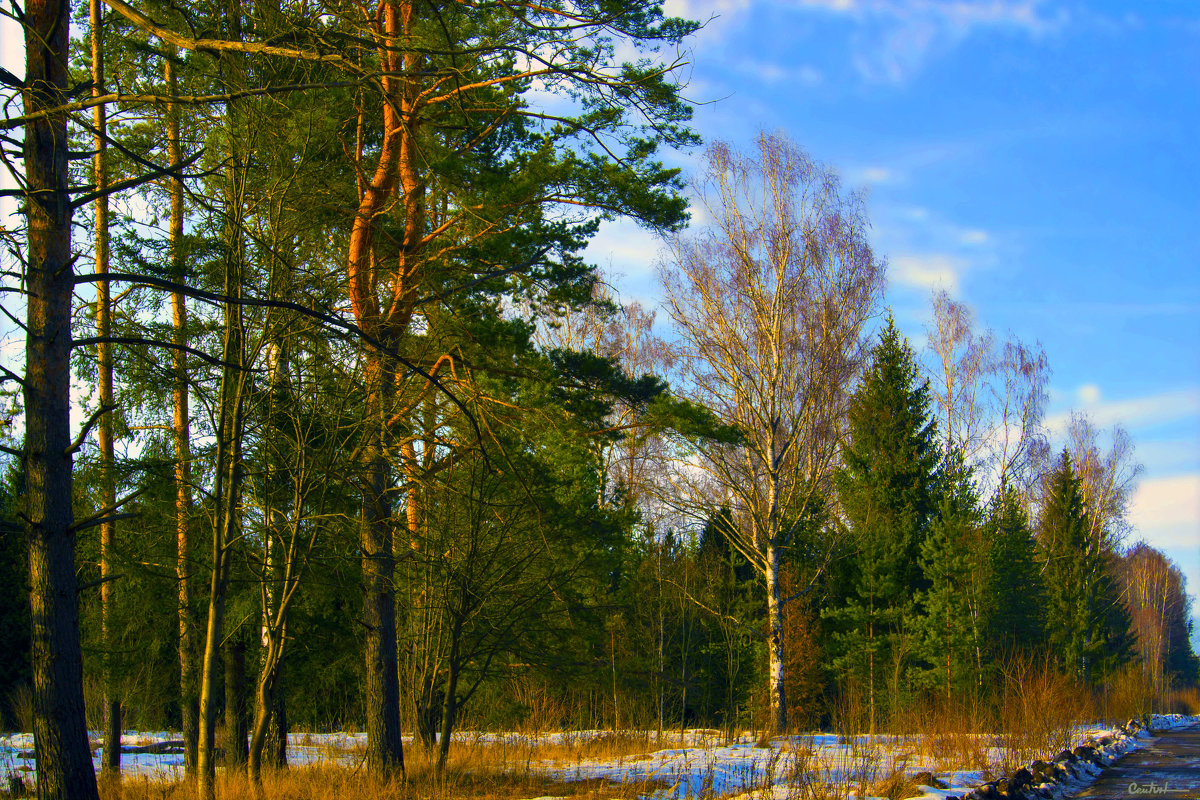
[97,735,671,800]
[1167,687,1200,715]
[103,764,666,800]
[990,660,1089,775]
[889,699,989,774]
[868,768,925,800]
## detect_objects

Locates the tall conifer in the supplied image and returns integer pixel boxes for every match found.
[830,317,939,730]
[914,451,979,700]
[1038,451,1132,682]
[981,483,1044,660]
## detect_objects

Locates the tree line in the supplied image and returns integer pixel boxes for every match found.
[1,4,1196,800]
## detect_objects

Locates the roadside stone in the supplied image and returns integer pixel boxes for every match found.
[1009,767,1034,793]
[912,771,949,789]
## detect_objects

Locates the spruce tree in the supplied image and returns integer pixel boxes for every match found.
[914,451,979,701]
[1038,451,1133,682]
[981,483,1044,661]
[830,317,939,731]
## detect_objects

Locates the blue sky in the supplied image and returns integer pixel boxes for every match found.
[586,0,1200,635]
[1,3,1197,641]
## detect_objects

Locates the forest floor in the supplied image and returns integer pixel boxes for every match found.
[2,716,1195,799]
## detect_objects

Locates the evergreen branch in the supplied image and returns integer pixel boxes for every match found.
[412,248,550,308]
[72,273,481,447]
[71,151,205,210]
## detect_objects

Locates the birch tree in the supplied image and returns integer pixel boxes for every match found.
[926,290,992,464]
[660,132,883,733]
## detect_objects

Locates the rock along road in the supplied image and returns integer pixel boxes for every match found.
[1068,723,1200,800]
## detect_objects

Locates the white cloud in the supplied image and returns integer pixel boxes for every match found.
[959,229,988,245]
[0,15,23,225]
[889,253,965,294]
[1130,474,1200,545]
[861,166,893,183]
[1,13,21,76]
[794,0,1062,35]
[1045,386,1200,435]
[735,59,824,85]
[1076,383,1102,405]
[662,0,751,42]
[663,0,745,20]
[1128,473,1200,635]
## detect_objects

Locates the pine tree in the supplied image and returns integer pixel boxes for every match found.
[830,317,939,731]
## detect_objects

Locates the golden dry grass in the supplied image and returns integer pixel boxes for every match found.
[106,767,666,800]
[97,736,672,800]
[868,768,926,800]
[1168,687,1200,715]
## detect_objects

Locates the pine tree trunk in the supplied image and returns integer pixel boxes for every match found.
[22,0,100,796]
[361,351,405,778]
[434,657,459,774]
[91,0,121,777]
[165,49,199,776]
[265,687,288,769]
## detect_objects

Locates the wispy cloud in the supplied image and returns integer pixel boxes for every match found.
[1076,383,1102,405]
[794,0,1067,83]
[733,59,824,85]
[869,203,995,297]
[1045,386,1200,435]
[959,229,988,245]
[860,166,894,183]
[889,253,966,294]
[584,218,668,305]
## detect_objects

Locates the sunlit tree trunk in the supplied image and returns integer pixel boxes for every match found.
[90,0,121,778]
[344,0,423,778]
[164,47,200,776]
[197,52,250,795]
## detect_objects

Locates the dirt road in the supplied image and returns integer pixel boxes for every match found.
[1067,724,1200,800]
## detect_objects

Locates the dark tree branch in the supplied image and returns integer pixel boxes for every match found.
[66,403,116,456]
[73,272,481,443]
[74,336,262,372]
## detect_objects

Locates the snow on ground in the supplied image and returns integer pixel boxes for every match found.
[1,716,1195,799]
